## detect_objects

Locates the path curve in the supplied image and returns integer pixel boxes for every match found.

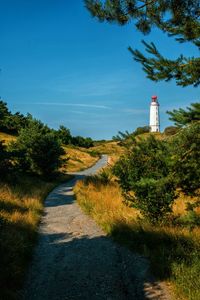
[22,155,169,300]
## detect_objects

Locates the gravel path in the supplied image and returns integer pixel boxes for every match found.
[22,155,170,300]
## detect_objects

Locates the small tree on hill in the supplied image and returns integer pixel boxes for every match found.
[0,100,29,134]
[14,119,64,177]
[56,125,72,145]
[164,126,179,136]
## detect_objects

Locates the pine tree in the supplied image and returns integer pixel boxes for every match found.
[85,0,200,87]
[167,102,200,127]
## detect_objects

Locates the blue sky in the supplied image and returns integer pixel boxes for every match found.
[1,0,199,139]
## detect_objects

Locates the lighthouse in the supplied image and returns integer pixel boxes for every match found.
[149,95,160,132]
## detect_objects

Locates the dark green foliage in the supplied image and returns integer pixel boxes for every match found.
[85,0,200,87]
[0,141,12,178]
[133,177,176,223]
[167,103,200,127]
[164,126,179,136]
[56,125,72,144]
[112,130,131,142]
[13,119,65,177]
[171,122,200,196]
[0,101,28,134]
[55,125,94,148]
[129,42,200,87]
[112,126,150,147]
[113,113,200,223]
[113,135,175,223]
[72,136,94,148]
[134,126,150,136]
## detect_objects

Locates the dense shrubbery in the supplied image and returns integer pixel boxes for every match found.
[171,122,200,196]
[113,126,150,142]
[113,136,176,223]
[56,125,94,148]
[0,100,29,134]
[0,141,13,179]
[11,119,65,177]
[0,101,95,178]
[0,101,94,148]
[167,103,200,127]
[0,103,65,178]
[164,126,179,136]
[113,104,200,224]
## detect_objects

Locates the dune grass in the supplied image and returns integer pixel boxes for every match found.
[62,145,99,172]
[0,173,72,300]
[0,132,17,144]
[62,141,124,172]
[74,175,200,300]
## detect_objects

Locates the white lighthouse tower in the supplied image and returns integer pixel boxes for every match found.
[149,95,160,132]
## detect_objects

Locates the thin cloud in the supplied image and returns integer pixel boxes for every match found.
[34,102,111,110]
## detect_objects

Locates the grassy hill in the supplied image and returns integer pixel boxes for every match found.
[0,131,123,172]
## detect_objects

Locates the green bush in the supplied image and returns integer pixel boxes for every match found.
[113,135,176,223]
[72,136,94,148]
[56,125,72,145]
[133,177,176,223]
[171,122,200,196]
[13,119,64,177]
[0,141,12,179]
[164,126,179,136]
[0,100,28,134]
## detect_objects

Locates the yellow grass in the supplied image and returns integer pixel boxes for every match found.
[62,146,99,172]
[74,179,139,232]
[0,174,72,300]
[173,192,200,216]
[92,141,124,155]
[0,132,16,144]
[91,141,125,166]
[62,141,125,172]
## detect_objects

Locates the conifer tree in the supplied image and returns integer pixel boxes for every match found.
[85,0,200,87]
[167,102,200,127]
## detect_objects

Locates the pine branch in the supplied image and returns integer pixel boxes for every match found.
[129,41,200,87]
[85,0,200,86]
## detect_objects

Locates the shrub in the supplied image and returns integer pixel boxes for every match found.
[13,119,65,177]
[133,126,150,136]
[0,141,12,178]
[113,135,176,223]
[0,100,29,134]
[133,177,176,223]
[164,126,179,136]
[171,122,200,196]
[72,136,94,148]
[56,125,72,145]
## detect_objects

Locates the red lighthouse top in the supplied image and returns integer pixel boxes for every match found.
[151,95,158,102]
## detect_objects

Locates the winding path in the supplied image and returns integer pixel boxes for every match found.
[22,155,169,300]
